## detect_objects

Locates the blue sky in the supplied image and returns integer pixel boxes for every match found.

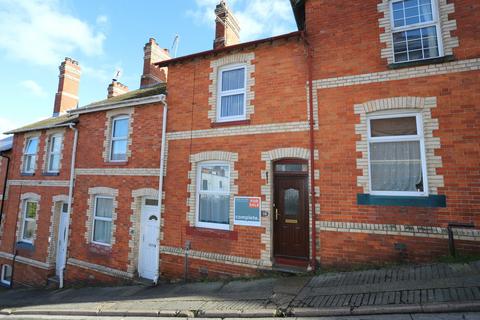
[0,0,297,138]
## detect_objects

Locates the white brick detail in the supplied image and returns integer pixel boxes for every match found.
[208,52,255,122]
[187,151,238,230]
[75,168,160,176]
[354,97,444,194]
[128,188,159,274]
[102,108,134,162]
[67,258,134,279]
[378,0,458,64]
[85,187,119,245]
[260,148,318,265]
[319,221,480,242]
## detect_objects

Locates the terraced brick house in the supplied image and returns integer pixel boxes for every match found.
[0,0,479,287]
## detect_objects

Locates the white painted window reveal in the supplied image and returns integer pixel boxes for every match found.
[23,137,39,173]
[196,162,230,230]
[367,112,428,196]
[391,0,442,62]
[0,265,12,286]
[110,116,129,162]
[92,196,114,245]
[217,64,247,122]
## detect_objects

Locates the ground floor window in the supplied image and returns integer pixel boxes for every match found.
[21,200,38,243]
[196,162,230,230]
[1,265,12,286]
[92,196,113,245]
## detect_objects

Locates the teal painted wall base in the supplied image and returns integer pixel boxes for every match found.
[357,194,447,207]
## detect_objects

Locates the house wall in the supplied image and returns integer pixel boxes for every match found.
[65,102,164,283]
[0,130,74,287]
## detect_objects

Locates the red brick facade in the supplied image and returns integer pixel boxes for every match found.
[0,0,479,287]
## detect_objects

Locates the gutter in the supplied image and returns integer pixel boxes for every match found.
[59,123,79,288]
[301,31,317,271]
[154,94,168,284]
[5,121,77,136]
[69,94,166,116]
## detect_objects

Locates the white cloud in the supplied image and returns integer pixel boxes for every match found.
[0,117,21,138]
[0,0,106,66]
[187,0,295,41]
[96,15,108,25]
[20,80,47,97]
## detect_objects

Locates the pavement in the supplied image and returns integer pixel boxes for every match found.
[0,260,480,318]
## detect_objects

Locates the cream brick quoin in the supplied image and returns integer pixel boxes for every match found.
[187,151,239,231]
[102,107,134,162]
[208,52,255,122]
[355,97,444,195]
[84,187,119,245]
[16,193,41,243]
[128,188,159,274]
[260,148,320,265]
[378,0,459,64]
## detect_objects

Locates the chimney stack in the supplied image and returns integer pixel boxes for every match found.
[140,38,170,88]
[53,57,81,117]
[214,0,240,49]
[107,80,129,98]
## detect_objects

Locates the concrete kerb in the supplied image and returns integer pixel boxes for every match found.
[2,301,480,318]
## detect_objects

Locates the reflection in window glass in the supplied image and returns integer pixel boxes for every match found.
[197,163,230,227]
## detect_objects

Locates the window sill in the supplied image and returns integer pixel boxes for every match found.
[388,55,454,70]
[16,242,34,251]
[186,226,238,240]
[211,119,250,128]
[42,172,60,176]
[20,173,34,177]
[104,161,129,166]
[357,194,446,208]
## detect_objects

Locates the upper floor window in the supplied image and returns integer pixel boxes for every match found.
[21,200,38,243]
[92,196,113,245]
[368,113,428,196]
[196,162,230,230]
[391,0,442,63]
[46,134,62,173]
[23,137,39,174]
[217,65,246,122]
[110,116,129,162]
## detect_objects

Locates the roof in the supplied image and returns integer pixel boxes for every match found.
[80,83,166,109]
[155,31,302,67]
[5,114,78,135]
[290,0,306,30]
[0,136,13,152]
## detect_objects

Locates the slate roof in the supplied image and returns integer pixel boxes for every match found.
[78,83,166,110]
[0,136,13,152]
[4,114,78,135]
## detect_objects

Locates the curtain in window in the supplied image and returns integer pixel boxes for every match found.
[93,220,112,244]
[221,94,244,117]
[95,198,113,218]
[199,194,229,224]
[370,141,423,192]
[222,68,244,91]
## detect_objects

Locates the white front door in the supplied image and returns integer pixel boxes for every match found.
[138,198,159,280]
[56,202,69,276]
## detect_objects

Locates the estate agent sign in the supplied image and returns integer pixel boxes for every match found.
[234,196,261,226]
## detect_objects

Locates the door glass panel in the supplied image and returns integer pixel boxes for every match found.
[145,199,158,206]
[284,188,299,217]
[275,164,308,172]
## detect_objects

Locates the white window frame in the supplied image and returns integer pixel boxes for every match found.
[195,161,231,230]
[20,200,38,244]
[367,111,429,197]
[0,265,12,286]
[46,133,62,173]
[23,137,39,174]
[390,0,444,63]
[109,115,129,162]
[216,64,247,123]
[91,196,113,246]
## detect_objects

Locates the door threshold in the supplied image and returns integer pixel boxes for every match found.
[272,264,310,275]
[132,277,156,286]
